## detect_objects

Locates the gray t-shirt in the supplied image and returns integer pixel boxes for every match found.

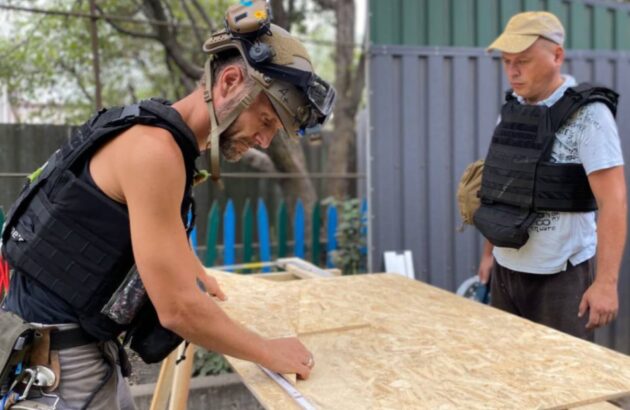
[493,75,624,274]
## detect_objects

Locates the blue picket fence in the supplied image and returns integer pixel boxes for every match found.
[195,198,367,270]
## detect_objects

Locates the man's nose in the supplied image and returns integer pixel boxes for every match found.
[507,64,519,78]
[255,132,272,148]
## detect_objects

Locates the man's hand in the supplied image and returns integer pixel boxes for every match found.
[262,337,314,380]
[578,280,618,330]
[198,274,227,301]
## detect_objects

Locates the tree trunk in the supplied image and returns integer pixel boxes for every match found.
[267,133,317,217]
[316,0,365,200]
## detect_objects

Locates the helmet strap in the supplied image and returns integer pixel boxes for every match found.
[203,57,262,182]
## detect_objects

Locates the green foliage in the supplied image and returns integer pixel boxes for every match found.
[0,0,227,124]
[192,348,232,377]
[1,0,339,125]
[329,198,367,275]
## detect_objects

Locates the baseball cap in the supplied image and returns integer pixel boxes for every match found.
[487,11,565,53]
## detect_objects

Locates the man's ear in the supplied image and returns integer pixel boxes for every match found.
[554,45,565,66]
[218,65,244,98]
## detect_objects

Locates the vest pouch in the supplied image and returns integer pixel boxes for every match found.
[0,310,35,394]
[473,202,539,249]
[125,302,182,364]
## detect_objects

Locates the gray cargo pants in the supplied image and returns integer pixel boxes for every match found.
[24,341,136,410]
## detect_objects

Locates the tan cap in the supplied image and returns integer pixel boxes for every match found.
[487,11,564,53]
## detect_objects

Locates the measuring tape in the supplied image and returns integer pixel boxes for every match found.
[258,366,317,410]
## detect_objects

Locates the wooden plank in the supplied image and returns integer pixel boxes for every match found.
[242,198,253,269]
[168,343,197,410]
[293,199,305,259]
[276,200,288,258]
[325,204,337,268]
[257,198,272,272]
[554,392,630,409]
[207,272,630,409]
[310,201,321,266]
[360,198,368,257]
[572,402,623,410]
[149,350,177,410]
[223,199,235,268]
[203,201,219,267]
[187,209,199,257]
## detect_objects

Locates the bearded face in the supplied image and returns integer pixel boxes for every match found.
[213,88,282,162]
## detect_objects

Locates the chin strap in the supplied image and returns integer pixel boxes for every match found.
[203,57,263,182]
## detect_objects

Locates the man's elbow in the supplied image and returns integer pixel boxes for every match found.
[155,298,197,334]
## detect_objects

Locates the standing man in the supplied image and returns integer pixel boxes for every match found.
[0,2,335,409]
[474,11,626,340]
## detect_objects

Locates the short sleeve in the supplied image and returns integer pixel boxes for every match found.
[575,102,624,175]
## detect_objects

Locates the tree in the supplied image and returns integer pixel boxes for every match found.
[0,0,364,203]
[313,0,365,200]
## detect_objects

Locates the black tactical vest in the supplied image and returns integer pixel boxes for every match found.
[473,83,618,248]
[1,99,200,346]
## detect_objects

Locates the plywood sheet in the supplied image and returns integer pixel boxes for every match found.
[206,270,630,409]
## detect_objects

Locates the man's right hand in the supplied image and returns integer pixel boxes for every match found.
[262,337,314,380]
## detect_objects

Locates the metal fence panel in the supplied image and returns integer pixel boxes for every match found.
[367,46,630,353]
[370,0,630,50]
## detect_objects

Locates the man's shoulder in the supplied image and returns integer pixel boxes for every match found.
[113,125,186,176]
[563,101,615,131]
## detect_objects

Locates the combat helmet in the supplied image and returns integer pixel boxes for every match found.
[202,0,336,180]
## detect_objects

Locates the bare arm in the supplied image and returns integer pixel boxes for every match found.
[478,240,494,284]
[112,127,312,378]
[579,166,627,329]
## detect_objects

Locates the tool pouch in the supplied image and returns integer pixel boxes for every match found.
[473,202,540,249]
[0,310,36,396]
[124,303,182,364]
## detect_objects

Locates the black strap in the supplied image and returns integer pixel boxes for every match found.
[49,327,97,350]
[549,83,618,131]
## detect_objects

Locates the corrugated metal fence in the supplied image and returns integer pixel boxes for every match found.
[370,0,630,50]
[367,46,630,353]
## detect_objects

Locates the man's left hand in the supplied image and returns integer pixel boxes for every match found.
[578,281,618,330]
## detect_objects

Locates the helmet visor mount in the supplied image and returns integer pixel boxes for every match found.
[248,59,336,136]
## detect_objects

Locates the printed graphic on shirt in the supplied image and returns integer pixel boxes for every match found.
[531,212,560,233]
[551,107,599,164]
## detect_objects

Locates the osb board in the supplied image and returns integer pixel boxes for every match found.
[573,403,622,410]
[206,270,630,410]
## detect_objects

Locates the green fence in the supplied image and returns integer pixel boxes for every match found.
[370,0,630,50]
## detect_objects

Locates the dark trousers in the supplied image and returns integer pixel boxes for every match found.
[490,258,594,340]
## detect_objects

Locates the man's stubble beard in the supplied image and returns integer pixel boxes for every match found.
[214,88,252,162]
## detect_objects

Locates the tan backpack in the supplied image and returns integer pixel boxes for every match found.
[456,159,484,226]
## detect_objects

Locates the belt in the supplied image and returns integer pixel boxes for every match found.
[49,327,97,350]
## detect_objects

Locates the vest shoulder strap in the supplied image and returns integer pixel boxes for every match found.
[504,90,516,102]
[549,83,618,132]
